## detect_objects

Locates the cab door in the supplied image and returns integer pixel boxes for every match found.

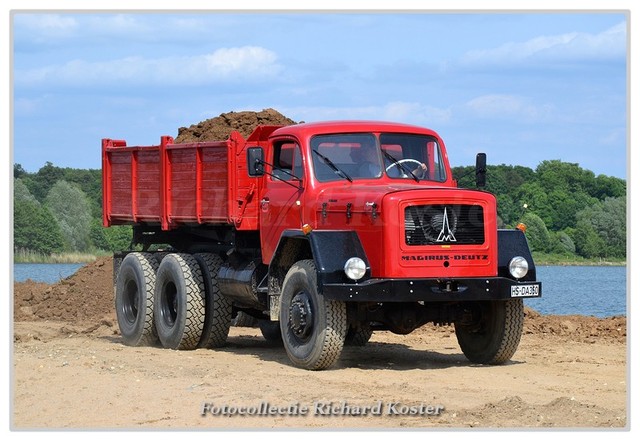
[259,138,305,264]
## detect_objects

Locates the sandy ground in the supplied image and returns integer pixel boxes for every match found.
[11,257,629,430]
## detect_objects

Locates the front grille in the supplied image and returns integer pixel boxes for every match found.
[404,204,485,246]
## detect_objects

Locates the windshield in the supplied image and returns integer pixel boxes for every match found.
[310,133,446,182]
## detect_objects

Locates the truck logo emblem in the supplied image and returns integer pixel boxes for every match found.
[436,208,457,242]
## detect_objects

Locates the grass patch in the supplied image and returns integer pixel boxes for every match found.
[532,252,626,266]
[14,249,109,263]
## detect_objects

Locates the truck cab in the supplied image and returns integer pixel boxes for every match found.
[245,121,540,369]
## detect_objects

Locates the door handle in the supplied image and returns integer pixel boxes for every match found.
[260,197,270,211]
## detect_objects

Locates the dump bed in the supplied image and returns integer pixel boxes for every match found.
[102,127,279,231]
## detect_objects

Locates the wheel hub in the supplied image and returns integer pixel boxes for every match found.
[289,292,313,338]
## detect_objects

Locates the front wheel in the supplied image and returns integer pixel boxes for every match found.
[454,299,524,364]
[279,260,347,370]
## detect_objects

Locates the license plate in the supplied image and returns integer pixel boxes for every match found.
[511,284,540,297]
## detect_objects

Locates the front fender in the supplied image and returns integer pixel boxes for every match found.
[497,229,537,281]
[269,230,370,292]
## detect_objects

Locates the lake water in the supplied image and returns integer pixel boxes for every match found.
[13,263,86,284]
[525,265,626,318]
[13,263,626,318]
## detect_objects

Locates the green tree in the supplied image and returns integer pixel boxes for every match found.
[536,160,596,194]
[548,230,576,255]
[590,197,626,258]
[593,174,626,199]
[26,162,65,202]
[572,197,626,258]
[14,163,27,179]
[14,199,65,255]
[521,212,552,253]
[45,180,93,252]
[90,219,132,252]
[514,182,552,226]
[572,220,606,258]
[14,178,38,203]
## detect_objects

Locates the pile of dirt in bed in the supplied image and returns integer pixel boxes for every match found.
[174,108,299,143]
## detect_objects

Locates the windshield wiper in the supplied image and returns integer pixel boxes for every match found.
[312,149,353,182]
[381,150,420,182]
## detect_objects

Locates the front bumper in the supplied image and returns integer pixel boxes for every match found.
[321,277,541,302]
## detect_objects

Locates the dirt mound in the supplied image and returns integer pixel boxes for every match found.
[448,395,625,427]
[522,306,626,343]
[13,256,626,344]
[13,256,115,324]
[174,108,299,143]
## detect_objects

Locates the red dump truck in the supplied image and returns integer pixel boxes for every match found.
[102,120,541,370]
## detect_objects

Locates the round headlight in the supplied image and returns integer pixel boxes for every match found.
[508,256,529,279]
[344,257,367,281]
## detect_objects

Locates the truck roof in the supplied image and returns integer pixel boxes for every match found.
[270,120,441,139]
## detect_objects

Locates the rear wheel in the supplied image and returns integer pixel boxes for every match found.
[455,299,524,364]
[259,320,283,344]
[154,253,205,350]
[115,252,158,346]
[345,323,373,346]
[232,311,258,327]
[194,253,232,348]
[279,260,346,370]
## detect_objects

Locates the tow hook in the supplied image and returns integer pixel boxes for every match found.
[439,280,458,293]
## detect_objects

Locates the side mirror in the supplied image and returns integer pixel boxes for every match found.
[247,147,264,177]
[475,153,486,188]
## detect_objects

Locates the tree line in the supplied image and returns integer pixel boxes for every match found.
[453,160,626,259]
[14,160,626,260]
[13,162,130,256]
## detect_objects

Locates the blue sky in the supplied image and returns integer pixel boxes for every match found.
[10,9,629,179]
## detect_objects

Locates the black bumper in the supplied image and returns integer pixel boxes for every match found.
[321,277,541,302]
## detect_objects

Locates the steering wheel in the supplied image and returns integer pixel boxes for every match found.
[385,158,424,177]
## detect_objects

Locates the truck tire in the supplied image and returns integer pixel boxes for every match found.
[232,311,258,327]
[194,253,232,348]
[151,252,169,266]
[279,260,346,370]
[454,299,524,364]
[345,324,373,346]
[154,253,205,350]
[258,320,283,344]
[113,255,123,288]
[115,252,159,347]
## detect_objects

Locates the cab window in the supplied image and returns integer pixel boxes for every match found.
[272,141,304,181]
[380,133,446,182]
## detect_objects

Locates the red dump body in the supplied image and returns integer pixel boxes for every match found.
[102,126,279,231]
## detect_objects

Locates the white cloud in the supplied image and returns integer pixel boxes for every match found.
[14,14,77,32]
[13,14,78,39]
[598,128,625,146]
[461,21,626,66]
[281,102,451,126]
[88,14,145,33]
[464,94,554,122]
[15,46,281,87]
[14,96,45,115]
[381,102,452,125]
